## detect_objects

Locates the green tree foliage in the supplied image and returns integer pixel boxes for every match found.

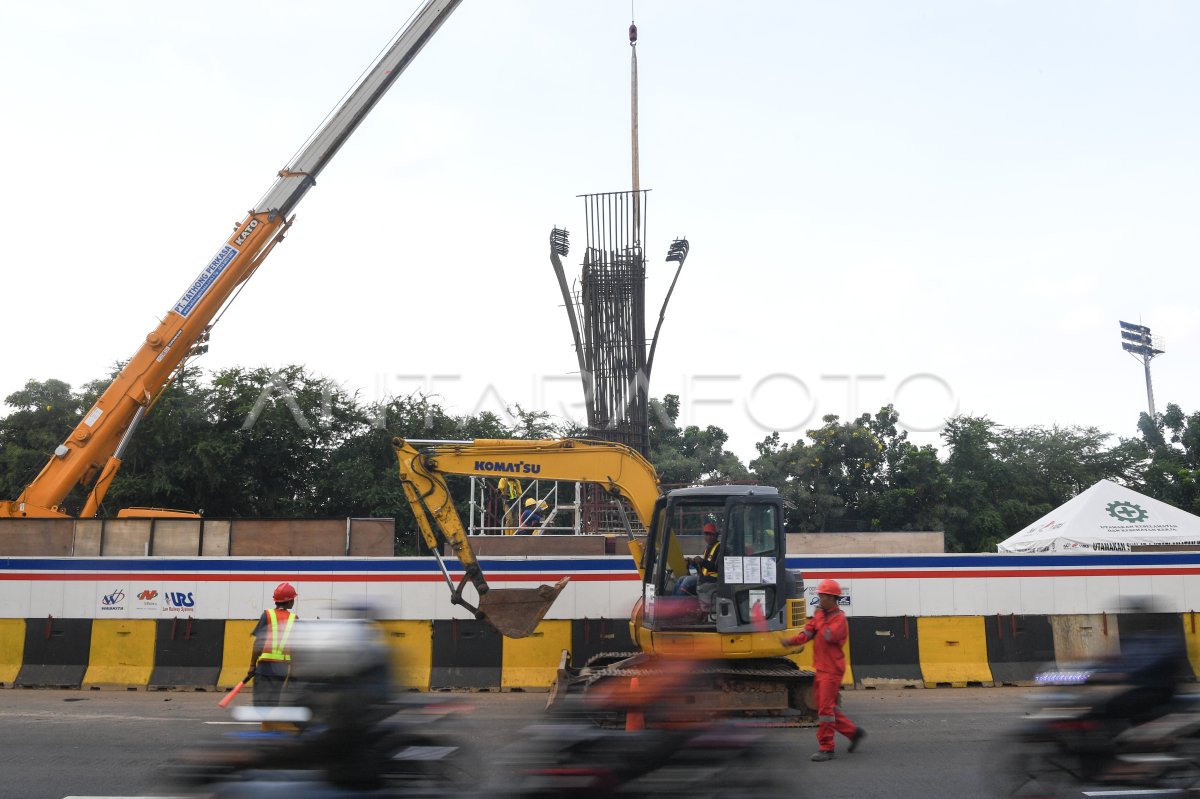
[1136,404,1200,514]
[2,369,1196,553]
[750,406,946,533]
[0,378,86,505]
[648,395,748,485]
[940,416,1145,552]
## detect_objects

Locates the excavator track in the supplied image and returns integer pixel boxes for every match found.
[550,651,818,727]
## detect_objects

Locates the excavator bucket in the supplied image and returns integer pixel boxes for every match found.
[478,578,570,639]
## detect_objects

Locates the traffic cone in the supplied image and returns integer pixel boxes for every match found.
[625,676,645,731]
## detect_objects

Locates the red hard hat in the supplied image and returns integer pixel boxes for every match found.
[816,578,841,596]
[273,582,297,602]
[702,523,718,534]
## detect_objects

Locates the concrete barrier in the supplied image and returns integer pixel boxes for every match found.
[1184,612,1200,680]
[1049,614,1119,666]
[150,618,225,688]
[0,619,25,685]
[917,617,993,687]
[984,614,1056,686]
[569,618,636,668]
[84,620,155,687]
[10,612,1196,692]
[502,620,572,689]
[846,616,921,688]
[431,619,503,690]
[217,620,257,688]
[381,620,433,691]
[16,617,92,688]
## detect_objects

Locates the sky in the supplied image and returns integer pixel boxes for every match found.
[1,1,1197,465]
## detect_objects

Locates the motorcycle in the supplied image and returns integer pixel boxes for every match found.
[483,660,790,799]
[997,665,1200,798]
[171,692,476,798]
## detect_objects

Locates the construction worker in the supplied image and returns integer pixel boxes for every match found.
[675,522,720,597]
[497,477,523,533]
[248,582,298,711]
[517,497,545,535]
[782,578,864,761]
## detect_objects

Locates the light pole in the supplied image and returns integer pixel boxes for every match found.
[1119,320,1165,417]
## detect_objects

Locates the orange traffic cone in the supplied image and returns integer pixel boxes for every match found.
[625,676,645,731]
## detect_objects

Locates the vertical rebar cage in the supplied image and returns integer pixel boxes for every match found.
[578,190,650,455]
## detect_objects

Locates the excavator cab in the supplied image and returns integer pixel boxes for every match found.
[640,486,796,635]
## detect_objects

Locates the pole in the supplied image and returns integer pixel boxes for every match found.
[1144,355,1157,418]
[629,22,641,246]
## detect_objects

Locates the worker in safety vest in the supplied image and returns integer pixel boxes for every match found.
[782,578,864,761]
[248,582,298,709]
[497,477,522,533]
[675,522,720,597]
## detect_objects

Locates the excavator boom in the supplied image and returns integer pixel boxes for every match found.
[394,437,582,638]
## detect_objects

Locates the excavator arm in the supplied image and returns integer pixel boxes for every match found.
[392,436,665,637]
[394,438,569,639]
[0,0,461,520]
[401,437,668,578]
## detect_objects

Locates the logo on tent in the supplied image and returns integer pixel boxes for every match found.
[1106,500,1149,523]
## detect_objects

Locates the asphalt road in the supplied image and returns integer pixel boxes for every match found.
[0,685,1029,799]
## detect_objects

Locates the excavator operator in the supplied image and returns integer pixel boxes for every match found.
[675,522,721,600]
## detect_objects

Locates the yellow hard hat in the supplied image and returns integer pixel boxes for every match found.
[525,498,537,507]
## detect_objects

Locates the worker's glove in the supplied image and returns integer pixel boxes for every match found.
[780,634,805,648]
[243,667,256,683]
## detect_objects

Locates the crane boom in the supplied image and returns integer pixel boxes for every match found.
[1,1,461,519]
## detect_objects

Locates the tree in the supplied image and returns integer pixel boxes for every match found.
[0,378,86,506]
[648,395,748,485]
[750,405,946,534]
[1136,404,1200,514]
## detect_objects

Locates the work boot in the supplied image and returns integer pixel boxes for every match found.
[849,727,867,753]
[811,750,835,762]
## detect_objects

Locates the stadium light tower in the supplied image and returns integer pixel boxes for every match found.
[1119,320,1166,417]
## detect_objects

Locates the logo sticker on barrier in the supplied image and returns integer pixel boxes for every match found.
[163,591,196,612]
[100,588,126,611]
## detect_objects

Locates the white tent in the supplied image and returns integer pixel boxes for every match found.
[997,479,1200,553]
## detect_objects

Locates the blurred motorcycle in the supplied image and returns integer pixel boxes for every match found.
[998,665,1200,798]
[484,659,790,799]
[172,619,474,798]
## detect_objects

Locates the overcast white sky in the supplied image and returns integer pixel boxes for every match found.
[1,1,1196,464]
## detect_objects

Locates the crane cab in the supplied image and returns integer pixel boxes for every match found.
[637,485,802,643]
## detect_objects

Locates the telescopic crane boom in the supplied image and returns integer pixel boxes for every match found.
[0,0,461,520]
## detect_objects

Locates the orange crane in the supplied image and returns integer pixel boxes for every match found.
[1,1,461,520]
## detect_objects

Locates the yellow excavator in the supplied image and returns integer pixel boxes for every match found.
[392,437,815,718]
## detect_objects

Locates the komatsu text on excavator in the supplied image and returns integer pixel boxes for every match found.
[392,437,816,719]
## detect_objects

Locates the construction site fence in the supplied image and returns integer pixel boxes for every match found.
[0,517,396,557]
[4,612,1200,692]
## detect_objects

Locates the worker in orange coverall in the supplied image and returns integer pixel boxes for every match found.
[782,578,865,761]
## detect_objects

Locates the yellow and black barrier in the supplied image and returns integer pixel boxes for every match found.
[3,614,1197,691]
[16,617,92,688]
[845,616,921,688]
[983,614,1056,686]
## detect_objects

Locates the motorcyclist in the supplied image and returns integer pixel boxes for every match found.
[1087,598,1188,727]
[199,617,398,797]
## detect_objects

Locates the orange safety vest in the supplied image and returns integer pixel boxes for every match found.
[256,608,296,664]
